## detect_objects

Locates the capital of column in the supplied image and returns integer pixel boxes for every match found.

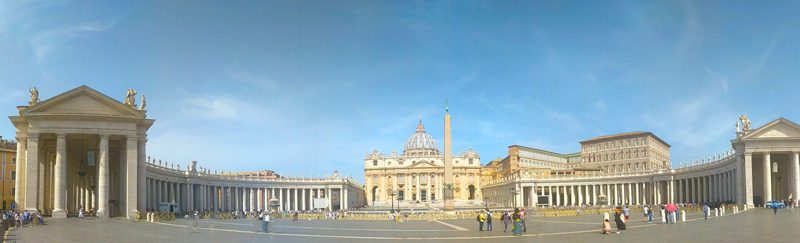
[56,133,67,139]
[27,133,39,141]
[99,134,111,140]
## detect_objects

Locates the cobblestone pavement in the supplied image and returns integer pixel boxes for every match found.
[5,208,800,242]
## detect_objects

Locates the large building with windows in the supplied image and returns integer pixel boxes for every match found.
[0,138,16,210]
[482,116,800,209]
[364,119,482,208]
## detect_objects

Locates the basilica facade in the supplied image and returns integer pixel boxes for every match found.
[363,119,482,208]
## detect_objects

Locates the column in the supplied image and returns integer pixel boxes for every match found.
[635,182,640,205]
[278,188,284,211]
[669,178,675,203]
[344,188,349,210]
[627,183,633,205]
[14,136,26,209]
[764,152,772,203]
[621,183,626,205]
[52,134,67,218]
[794,153,800,203]
[569,185,575,206]
[125,136,139,218]
[293,188,299,211]
[250,188,256,212]
[744,153,754,205]
[548,186,553,206]
[24,134,39,211]
[555,186,560,206]
[137,136,147,213]
[577,185,583,206]
[592,185,598,206]
[641,182,647,205]
[613,184,618,205]
[606,184,611,206]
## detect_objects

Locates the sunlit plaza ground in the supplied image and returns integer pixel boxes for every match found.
[5,208,800,243]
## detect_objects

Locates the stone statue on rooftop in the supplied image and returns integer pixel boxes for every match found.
[124,89,137,107]
[139,94,146,111]
[739,114,751,133]
[29,87,39,104]
[189,161,197,172]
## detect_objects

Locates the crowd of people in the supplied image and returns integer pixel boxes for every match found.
[475,208,527,236]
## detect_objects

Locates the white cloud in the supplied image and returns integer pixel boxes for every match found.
[30,19,117,63]
[181,96,240,119]
[705,67,729,93]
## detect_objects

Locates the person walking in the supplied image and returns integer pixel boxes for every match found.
[477,211,485,231]
[622,206,630,223]
[502,212,511,232]
[520,208,527,233]
[773,204,778,215]
[702,204,710,220]
[614,207,626,234]
[486,210,493,231]
[78,206,84,219]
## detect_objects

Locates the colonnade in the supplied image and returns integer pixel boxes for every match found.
[144,178,351,212]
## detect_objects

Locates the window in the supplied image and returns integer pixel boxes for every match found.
[10,188,14,197]
[11,158,15,164]
[469,159,474,165]
[373,160,378,166]
[10,171,15,180]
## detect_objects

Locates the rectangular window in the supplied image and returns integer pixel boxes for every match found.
[10,171,15,180]
[11,158,15,164]
[10,188,14,197]
[469,159,474,165]
[397,191,405,201]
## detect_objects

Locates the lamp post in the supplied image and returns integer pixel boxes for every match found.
[390,190,396,213]
[481,188,488,210]
[511,187,519,209]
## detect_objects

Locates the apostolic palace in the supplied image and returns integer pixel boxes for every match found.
[6,86,800,219]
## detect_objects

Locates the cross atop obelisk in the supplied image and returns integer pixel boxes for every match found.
[443,100,455,210]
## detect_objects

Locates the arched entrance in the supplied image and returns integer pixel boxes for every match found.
[468,185,476,200]
[371,186,378,203]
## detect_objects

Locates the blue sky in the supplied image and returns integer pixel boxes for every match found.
[1,1,799,183]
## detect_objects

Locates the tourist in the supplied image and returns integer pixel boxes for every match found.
[520,208,527,233]
[78,206,84,219]
[702,204,710,220]
[601,219,611,235]
[502,211,511,232]
[512,208,523,236]
[614,207,626,234]
[622,205,630,222]
[476,211,485,231]
[773,203,778,215]
[486,210,493,231]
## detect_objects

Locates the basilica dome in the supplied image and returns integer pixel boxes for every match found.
[403,120,439,156]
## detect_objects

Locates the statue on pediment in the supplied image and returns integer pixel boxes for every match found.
[138,94,147,111]
[189,161,197,172]
[29,87,39,104]
[124,89,137,107]
[738,114,751,133]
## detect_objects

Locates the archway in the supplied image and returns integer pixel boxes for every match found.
[468,185,476,200]
[371,186,378,203]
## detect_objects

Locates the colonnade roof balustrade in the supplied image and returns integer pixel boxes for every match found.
[145,160,360,186]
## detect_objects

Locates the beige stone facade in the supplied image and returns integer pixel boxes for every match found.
[364,119,482,208]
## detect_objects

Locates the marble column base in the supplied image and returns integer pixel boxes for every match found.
[52,209,67,218]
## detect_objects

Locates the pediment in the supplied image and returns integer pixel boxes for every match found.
[409,160,439,168]
[21,86,145,119]
[743,118,800,139]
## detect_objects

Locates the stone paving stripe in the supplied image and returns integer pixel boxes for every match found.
[433,220,469,231]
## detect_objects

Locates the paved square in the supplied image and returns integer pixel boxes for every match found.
[6,208,800,242]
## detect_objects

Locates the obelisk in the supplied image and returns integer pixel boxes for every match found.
[443,102,455,210]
